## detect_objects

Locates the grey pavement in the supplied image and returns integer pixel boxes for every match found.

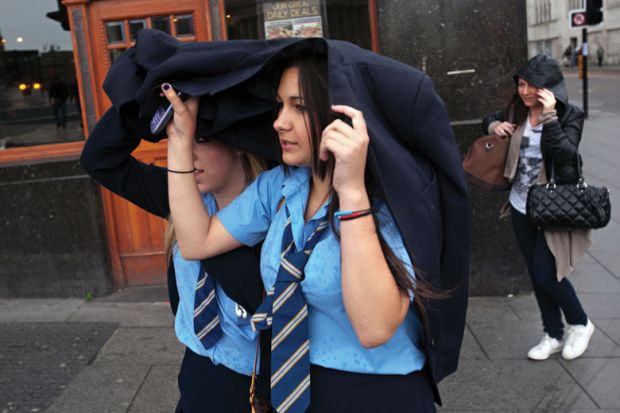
[2,74,620,413]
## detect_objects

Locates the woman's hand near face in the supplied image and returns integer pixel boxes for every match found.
[319,105,369,199]
[162,84,241,260]
[323,105,411,348]
[493,121,516,137]
[161,85,199,148]
[161,85,199,173]
[537,88,557,113]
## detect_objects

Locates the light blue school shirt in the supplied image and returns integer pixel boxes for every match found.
[218,166,426,375]
[173,192,257,376]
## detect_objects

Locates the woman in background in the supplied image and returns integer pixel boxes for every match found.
[482,54,594,361]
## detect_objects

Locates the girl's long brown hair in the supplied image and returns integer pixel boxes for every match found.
[164,150,267,263]
[282,53,447,309]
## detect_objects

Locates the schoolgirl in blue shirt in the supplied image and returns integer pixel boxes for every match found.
[164,55,437,412]
[80,108,268,412]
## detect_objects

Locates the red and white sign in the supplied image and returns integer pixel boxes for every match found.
[569,9,587,28]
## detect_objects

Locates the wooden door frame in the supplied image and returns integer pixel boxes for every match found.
[63,0,215,288]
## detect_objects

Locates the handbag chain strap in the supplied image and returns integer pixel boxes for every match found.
[249,290,266,413]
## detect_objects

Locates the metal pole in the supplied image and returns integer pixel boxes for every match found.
[582,27,588,118]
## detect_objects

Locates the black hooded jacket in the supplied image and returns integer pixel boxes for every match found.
[95,29,471,399]
[482,54,585,184]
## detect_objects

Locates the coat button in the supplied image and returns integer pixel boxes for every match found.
[431,338,435,348]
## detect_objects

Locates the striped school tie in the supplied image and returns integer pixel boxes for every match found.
[252,214,328,413]
[193,264,223,349]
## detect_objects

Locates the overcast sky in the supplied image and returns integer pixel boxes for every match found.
[0,0,73,51]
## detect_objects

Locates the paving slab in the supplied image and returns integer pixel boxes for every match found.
[578,293,620,319]
[569,263,620,294]
[589,251,620,282]
[94,327,184,365]
[438,409,518,412]
[45,361,150,413]
[590,220,620,252]
[0,299,84,323]
[468,320,620,360]
[560,358,620,409]
[579,252,597,264]
[94,284,170,304]
[467,297,520,323]
[595,319,620,347]
[460,325,487,360]
[504,294,540,321]
[437,359,597,411]
[0,322,117,413]
[68,302,174,327]
[128,365,180,413]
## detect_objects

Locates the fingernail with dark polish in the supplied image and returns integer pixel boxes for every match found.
[162,83,171,91]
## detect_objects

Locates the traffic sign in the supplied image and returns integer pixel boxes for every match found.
[570,9,588,28]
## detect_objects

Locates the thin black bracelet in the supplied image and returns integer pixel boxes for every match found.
[167,168,196,174]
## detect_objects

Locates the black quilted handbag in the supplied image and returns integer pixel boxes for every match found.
[527,159,611,229]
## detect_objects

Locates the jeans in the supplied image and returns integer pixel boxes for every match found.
[511,208,588,340]
[52,102,67,128]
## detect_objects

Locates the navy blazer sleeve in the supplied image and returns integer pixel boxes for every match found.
[80,108,179,314]
[407,75,471,383]
[80,108,169,218]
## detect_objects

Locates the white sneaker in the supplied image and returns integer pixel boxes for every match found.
[562,319,595,360]
[527,334,564,360]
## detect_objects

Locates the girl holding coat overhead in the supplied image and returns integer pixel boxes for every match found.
[166,45,469,412]
[100,31,470,412]
[81,106,269,412]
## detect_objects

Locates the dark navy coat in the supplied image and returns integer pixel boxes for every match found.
[101,29,470,399]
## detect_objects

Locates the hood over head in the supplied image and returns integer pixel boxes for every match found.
[514,54,568,107]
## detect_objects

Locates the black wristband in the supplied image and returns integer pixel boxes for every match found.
[167,168,196,174]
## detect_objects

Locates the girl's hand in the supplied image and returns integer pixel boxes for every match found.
[493,121,516,137]
[161,83,199,146]
[537,88,557,113]
[319,105,368,198]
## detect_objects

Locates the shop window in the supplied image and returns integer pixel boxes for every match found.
[224,0,373,50]
[0,0,82,149]
[129,19,148,41]
[152,16,171,34]
[106,21,125,44]
[174,15,195,37]
[104,15,196,66]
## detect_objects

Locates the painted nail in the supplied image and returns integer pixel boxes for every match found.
[162,83,171,91]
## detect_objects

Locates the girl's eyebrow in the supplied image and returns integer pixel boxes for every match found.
[275,95,303,102]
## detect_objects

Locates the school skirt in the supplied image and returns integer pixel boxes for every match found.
[308,364,437,413]
[175,348,253,413]
[175,350,436,413]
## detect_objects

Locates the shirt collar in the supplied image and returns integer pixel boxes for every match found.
[280,167,331,249]
[281,167,312,199]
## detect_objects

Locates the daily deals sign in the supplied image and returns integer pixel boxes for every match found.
[262,0,324,39]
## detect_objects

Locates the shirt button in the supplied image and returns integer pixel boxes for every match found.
[236,304,248,319]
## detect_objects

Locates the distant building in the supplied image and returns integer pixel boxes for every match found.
[527,0,620,65]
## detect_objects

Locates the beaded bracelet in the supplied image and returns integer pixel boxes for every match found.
[334,208,375,221]
[167,168,196,174]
